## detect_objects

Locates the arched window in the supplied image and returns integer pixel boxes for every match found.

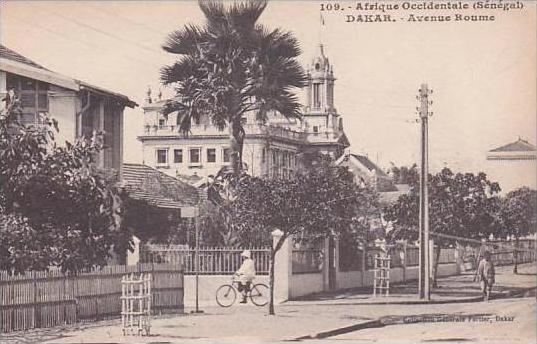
[313,83,321,109]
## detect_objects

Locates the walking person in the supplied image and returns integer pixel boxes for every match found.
[477,251,495,301]
[235,250,256,304]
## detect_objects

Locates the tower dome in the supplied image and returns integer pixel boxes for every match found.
[311,44,330,74]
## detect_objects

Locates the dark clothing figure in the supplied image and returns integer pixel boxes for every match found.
[477,252,495,300]
[237,282,251,293]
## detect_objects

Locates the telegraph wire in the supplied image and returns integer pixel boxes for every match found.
[3,8,168,68]
[6,16,101,50]
[28,4,165,57]
[86,3,171,37]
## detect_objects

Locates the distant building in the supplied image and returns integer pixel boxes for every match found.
[335,153,397,192]
[138,44,349,181]
[0,44,137,175]
[485,138,536,192]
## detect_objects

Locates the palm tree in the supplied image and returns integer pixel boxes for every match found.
[160,0,306,174]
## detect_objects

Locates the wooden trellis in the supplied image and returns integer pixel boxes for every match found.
[373,255,391,297]
[121,273,151,336]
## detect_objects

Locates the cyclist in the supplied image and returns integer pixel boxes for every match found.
[235,250,256,303]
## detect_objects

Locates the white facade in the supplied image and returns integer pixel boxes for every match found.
[485,138,537,193]
[0,45,136,174]
[138,45,350,181]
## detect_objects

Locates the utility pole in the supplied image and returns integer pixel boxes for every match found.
[195,212,200,312]
[190,198,203,313]
[417,83,433,300]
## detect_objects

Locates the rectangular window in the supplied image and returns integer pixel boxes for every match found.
[173,149,183,163]
[222,148,231,163]
[158,118,166,128]
[190,148,201,164]
[6,74,49,125]
[21,77,36,91]
[207,148,216,163]
[156,149,168,165]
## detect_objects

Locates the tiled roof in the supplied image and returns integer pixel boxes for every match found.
[351,154,389,177]
[0,44,48,70]
[122,163,199,209]
[489,138,536,152]
[1,44,137,108]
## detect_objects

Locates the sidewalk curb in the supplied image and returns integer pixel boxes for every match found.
[285,286,537,307]
[294,319,384,340]
[293,286,536,340]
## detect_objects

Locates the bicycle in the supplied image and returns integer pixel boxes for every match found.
[215,276,269,307]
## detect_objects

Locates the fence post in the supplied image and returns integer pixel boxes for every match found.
[402,241,407,283]
[35,274,42,329]
[272,229,292,302]
[322,236,330,291]
[454,243,463,275]
[361,243,366,287]
[127,236,141,266]
[334,238,340,290]
[63,274,67,325]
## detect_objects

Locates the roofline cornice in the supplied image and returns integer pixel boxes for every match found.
[1,57,137,108]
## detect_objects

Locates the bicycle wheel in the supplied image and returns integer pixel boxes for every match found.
[249,283,269,306]
[216,284,236,307]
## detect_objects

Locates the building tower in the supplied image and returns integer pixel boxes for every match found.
[302,44,348,158]
[137,43,349,182]
[306,44,336,114]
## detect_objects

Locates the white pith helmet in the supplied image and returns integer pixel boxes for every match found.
[241,250,251,258]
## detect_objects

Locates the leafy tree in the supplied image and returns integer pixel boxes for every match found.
[0,92,131,274]
[229,157,378,314]
[500,187,537,273]
[202,166,252,246]
[384,168,502,286]
[389,164,419,187]
[160,0,306,174]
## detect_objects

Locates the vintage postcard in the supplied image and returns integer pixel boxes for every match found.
[0,0,535,343]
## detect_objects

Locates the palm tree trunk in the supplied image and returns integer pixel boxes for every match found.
[228,120,244,175]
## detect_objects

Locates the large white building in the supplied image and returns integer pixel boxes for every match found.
[485,138,536,192]
[138,44,350,181]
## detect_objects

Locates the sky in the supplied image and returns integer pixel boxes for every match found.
[1,0,535,174]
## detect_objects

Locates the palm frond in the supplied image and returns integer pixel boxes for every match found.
[199,0,227,34]
[162,25,209,55]
[255,26,302,59]
[227,0,267,33]
[161,0,306,161]
[160,56,207,85]
[262,91,303,119]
